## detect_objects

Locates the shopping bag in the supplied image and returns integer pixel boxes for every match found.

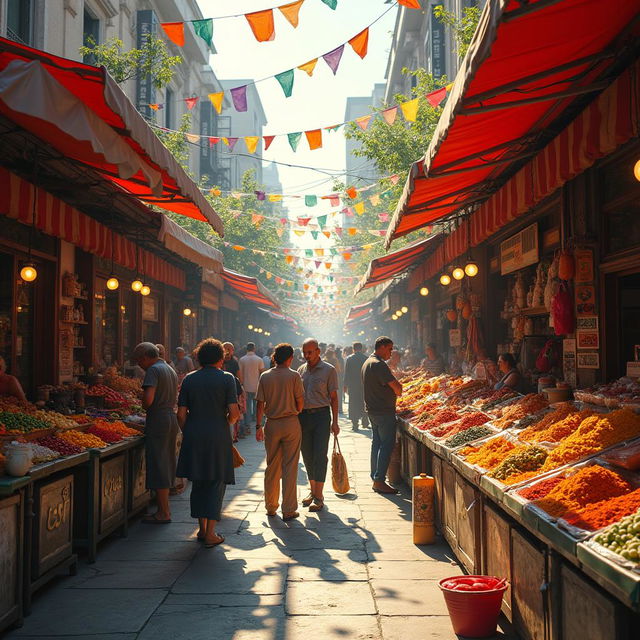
[331,436,350,494]
[232,445,245,468]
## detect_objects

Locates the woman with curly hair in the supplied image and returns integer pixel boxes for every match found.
[176,338,240,547]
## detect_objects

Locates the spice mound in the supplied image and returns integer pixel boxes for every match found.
[445,425,493,449]
[58,429,108,450]
[565,488,640,531]
[540,408,640,472]
[532,465,632,519]
[430,411,489,439]
[492,394,548,430]
[490,445,548,482]
[518,476,565,501]
[461,437,516,469]
[519,403,577,441]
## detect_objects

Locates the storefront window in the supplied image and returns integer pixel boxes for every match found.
[141,294,160,345]
[94,281,120,369]
[15,272,34,392]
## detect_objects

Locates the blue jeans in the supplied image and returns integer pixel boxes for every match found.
[245,392,257,427]
[368,413,397,483]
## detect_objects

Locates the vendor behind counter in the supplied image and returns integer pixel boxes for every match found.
[0,355,27,403]
[494,353,522,392]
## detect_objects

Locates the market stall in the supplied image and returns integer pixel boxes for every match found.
[396,369,640,636]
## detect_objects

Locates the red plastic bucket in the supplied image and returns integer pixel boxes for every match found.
[439,575,508,638]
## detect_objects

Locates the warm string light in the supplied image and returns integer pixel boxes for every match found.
[131,279,143,292]
[183,307,192,316]
[420,286,429,296]
[106,277,119,290]
[440,274,451,286]
[452,266,465,280]
[464,262,479,277]
[20,264,37,282]
[140,285,151,296]
[634,158,640,182]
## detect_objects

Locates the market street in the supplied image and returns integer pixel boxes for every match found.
[7,419,510,640]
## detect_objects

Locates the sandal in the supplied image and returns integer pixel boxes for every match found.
[309,498,324,512]
[301,493,314,507]
[204,534,225,548]
[142,513,172,525]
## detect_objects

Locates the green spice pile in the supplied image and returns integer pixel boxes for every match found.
[490,445,548,482]
[445,425,493,448]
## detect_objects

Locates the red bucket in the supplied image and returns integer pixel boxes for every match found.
[439,575,508,638]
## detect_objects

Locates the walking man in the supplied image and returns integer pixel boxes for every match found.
[239,342,264,434]
[298,338,340,512]
[343,342,368,430]
[362,336,403,495]
[133,342,179,523]
[255,343,305,521]
[174,347,195,383]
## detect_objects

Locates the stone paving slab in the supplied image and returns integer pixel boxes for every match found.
[286,580,377,615]
[96,539,201,562]
[285,615,381,638]
[368,559,461,580]
[372,579,450,616]
[287,548,369,581]
[64,560,189,589]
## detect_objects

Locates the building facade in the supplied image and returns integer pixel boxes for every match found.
[0,0,224,181]
[384,0,481,103]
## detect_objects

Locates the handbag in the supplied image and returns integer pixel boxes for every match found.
[331,435,350,494]
[232,444,245,468]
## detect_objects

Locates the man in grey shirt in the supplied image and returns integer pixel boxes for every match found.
[362,336,403,495]
[134,342,179,523]
[297,338,340,512]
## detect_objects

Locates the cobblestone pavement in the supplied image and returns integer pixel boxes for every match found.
[8,417,513,639]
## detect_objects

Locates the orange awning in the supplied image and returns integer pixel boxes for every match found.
[386,0,640,247]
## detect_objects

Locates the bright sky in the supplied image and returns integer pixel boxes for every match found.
[199,0,398,197]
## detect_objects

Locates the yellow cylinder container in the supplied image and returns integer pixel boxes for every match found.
[412,473,435,545]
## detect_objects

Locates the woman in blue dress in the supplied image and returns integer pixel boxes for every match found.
[176,338,240,547]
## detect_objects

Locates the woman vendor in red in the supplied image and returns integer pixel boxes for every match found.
[0,355,27,403]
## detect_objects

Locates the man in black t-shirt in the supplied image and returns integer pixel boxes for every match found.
[361,336,403,494]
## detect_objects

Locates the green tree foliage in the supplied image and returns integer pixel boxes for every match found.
[156,113,193,170]
[433,4,481,59]
[79,35,182,89]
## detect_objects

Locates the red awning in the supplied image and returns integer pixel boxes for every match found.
[0,37,223,235]
[386,0,640,247]
[222,270,280,310]
[355,233,442,294]
[345,301,374,324]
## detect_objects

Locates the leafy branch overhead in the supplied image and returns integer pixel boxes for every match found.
[433,4,481,60]
[79,35,182,88]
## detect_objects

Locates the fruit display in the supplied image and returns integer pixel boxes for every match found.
[32,410,79,430]
[85,384,130,409]
[593,509,640,561]
[26,441,61,464]
[0,411,50,434]
[35,435,84,456]
[68,414,93,425]
[94,419,139,437]
[87,425,122,444]
[57,429,108,449]
[104,367,143,395]
[574,377,640,409]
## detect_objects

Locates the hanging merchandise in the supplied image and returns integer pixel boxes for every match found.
[551,283,575,336]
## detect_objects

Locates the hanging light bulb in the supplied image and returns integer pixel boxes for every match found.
[401,306,408,314]
[140,285,151,296]
[248,324,254,330]
[391,314,398,320]
[420,287,429,296]
[131,279,143,292]
[20,263,38,282]
[440,274,451,286]
[106,276,119,290]
[464,262,479,277]
[183,307,192,317]
[452,266,465,280]
[634,159,640,182]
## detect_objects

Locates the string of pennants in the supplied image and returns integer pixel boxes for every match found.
[158,1,421,50]
[149,84,450,151]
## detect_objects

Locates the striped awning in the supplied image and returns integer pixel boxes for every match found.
[386,0,640,247]
[222,270,280,310]
[0,37,223,235]
[345,301,374,324]
[355,233,441,294]
[1,166,186,289]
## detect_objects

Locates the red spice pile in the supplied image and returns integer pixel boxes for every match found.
[518,476,564,501]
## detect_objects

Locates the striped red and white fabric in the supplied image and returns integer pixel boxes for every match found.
[426,61,640,279]
[0,166,186,290]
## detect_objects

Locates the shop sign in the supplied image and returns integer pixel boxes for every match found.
[577,352,600,369]
[430,6,446,79]
[563,338,577,387]
[136,11,157,119]
[574,249,594,283]
[449,329,462,347]
[500,223,539,275]
[577,330,599,350]
[142,296,158,322]
[575,285,596,316]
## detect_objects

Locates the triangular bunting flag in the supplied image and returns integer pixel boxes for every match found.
[251,213,264,226]
[322,45,344,75]
[294,230,305,237]
[209,137,220,147]
[347,228,357,235]
[348,27,369,59]
[161,22,185,47]
[390,174,400,184]
[399,0,421,8]
[269,194,283,202]
[342,253,352,261]
[288,131,302,151]
[245,136,260,154]
[323,231,331,238]
[320,0,337,8]
[314,248,324,257]
[346,186,357,199]
[275,69,295,97]
[185,96,199,110]
[400,97,420,122]
[378,212,389,222]
[324,263,332,270]
[369,194,381,206]
[328,194,340,206]
[245,9,275,42]
[263,135,276,150]
[227,137,238,151]
[185,133,199,143]
[305,195,318,207]
[311,231,319,240]
[192,18,213,47]
[255,191,266,200]
[355,115,372,131]
[208,92,224,114]
[317,214,327,228]
[381,106,398,125]
[276,228,284,237]
[149,103,160,111]
[231,85,248,112]
[305,129,322,150]
[209,187,221,197]
[297,217,311,226]
[278,0,304,27]
[354,202,365,215]
[426,86,447,107]
[298,58,318,76]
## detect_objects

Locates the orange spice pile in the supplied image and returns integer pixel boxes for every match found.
[461,437,516,469]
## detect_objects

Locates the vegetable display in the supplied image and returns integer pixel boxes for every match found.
[593,510,640,560]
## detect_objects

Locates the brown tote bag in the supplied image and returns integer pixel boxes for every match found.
[331,435,350,494]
